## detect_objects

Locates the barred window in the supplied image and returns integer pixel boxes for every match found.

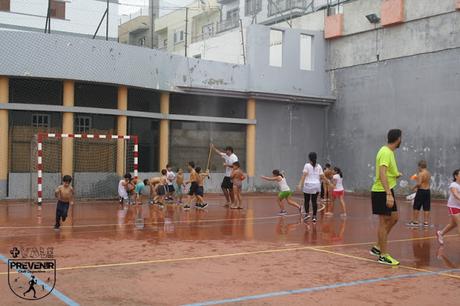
[32,114,50,128]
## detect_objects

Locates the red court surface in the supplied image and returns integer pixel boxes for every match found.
[0,194,459,305]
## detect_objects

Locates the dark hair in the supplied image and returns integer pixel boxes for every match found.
[387,129,402,144]
[225,146,234,153]
[334,167,343,178]
[418,160,427,169]
[143,179,149,185]
[195,166,202,174]
[166,164,171,168]
[177,168,183,172]
[188,161,195,168]
[233,161,240,168]
[272,169,283,178]
[124,173,132,179]
[161,169,167,175]
[453,169,460,182]
[325,163,331,169]
[308,152,317,167]
[62,175,72,183]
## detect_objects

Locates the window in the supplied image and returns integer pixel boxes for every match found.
[202,23,214,38]
[32,114,50,128]
[226,8,239,21]
[269,29,283,67]
[0,0,10,12]
[300,34,312,70]
[50,0,66,20]
[174,30,184,44]
[193,54,201,59]
[245,0,262,16]
[75,116,92,133]
[138,37,146,46]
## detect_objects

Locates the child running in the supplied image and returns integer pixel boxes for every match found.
[261,170,301,216]
[54,175,74,230]
[230,161,245,209]
[175,168,185,204]
[436,169,460,245]
[332,167,347,217]
[407,160,432,227]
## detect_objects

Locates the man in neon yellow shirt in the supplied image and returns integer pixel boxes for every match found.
[370,129,402,266]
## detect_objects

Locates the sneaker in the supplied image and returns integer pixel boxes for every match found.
[406,221,419,227]
[195,203,202,209]
[312,216,317,223]
[436,230,444,245]
[378,254,400,266]
[201,203,209,209]
[278,210,288,216]
[54,224,60,230]
[303,214,311,222]
[183,205,190,210]
[62,216,66,222]
[369,246,381,257]
[423,222,430,227]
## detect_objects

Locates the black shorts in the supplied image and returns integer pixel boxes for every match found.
[156,185,167,196]
[221,176,233,189]
[196,186,204,197]
[372,189,398,216]
[189,182,198,196]
[167,185,175,193]
[413,189,431,211]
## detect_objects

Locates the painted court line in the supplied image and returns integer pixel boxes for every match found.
[183,268,460,306]
[0,254,79,306]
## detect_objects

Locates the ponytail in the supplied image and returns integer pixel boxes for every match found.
[308,152,317,168]
[272,169,283,178]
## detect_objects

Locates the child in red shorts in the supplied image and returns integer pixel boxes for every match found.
[436,169,460,245]
[332,167,347,217]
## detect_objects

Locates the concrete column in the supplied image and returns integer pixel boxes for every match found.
[117,86,128,177]
[159,92,170,170]
[0,76,8,198]
[62,80,74,176]
[246,98,256,183]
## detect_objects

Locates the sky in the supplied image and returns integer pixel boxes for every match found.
[118,0,196,17]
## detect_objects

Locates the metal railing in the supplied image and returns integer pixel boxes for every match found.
[216,18,239,33]
[268,0,314,17]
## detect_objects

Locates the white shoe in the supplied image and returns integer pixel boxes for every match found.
[436,231,444,245]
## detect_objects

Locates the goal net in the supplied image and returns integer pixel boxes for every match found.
[31,133,138,205]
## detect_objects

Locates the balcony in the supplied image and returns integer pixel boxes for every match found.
[217,0,239,4]
[216,18,239,33]
[268,0,314,17]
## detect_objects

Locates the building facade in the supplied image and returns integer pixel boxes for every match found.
[0,0,119,39]
[0,25,333,200]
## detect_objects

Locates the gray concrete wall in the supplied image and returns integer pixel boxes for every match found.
[247,25,332,98]
[328,47,460,196]
[255,100,327,191]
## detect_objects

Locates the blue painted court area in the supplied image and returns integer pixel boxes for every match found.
[184,268,460,306]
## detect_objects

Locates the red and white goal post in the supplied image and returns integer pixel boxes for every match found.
[36,132,138,205]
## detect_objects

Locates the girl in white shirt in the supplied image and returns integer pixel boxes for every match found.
[261,170,301,216]
[436,169,460,245]
[298,152,329,223]
[332,167,347,217]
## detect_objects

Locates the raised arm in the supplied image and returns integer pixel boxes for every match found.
[211,144,224,155]
[261,175,280,182]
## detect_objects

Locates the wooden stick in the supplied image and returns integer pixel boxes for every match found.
[206,144,213,171]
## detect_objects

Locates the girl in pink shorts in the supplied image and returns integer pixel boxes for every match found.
[436,169,460,245]
[332,167,347,217]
